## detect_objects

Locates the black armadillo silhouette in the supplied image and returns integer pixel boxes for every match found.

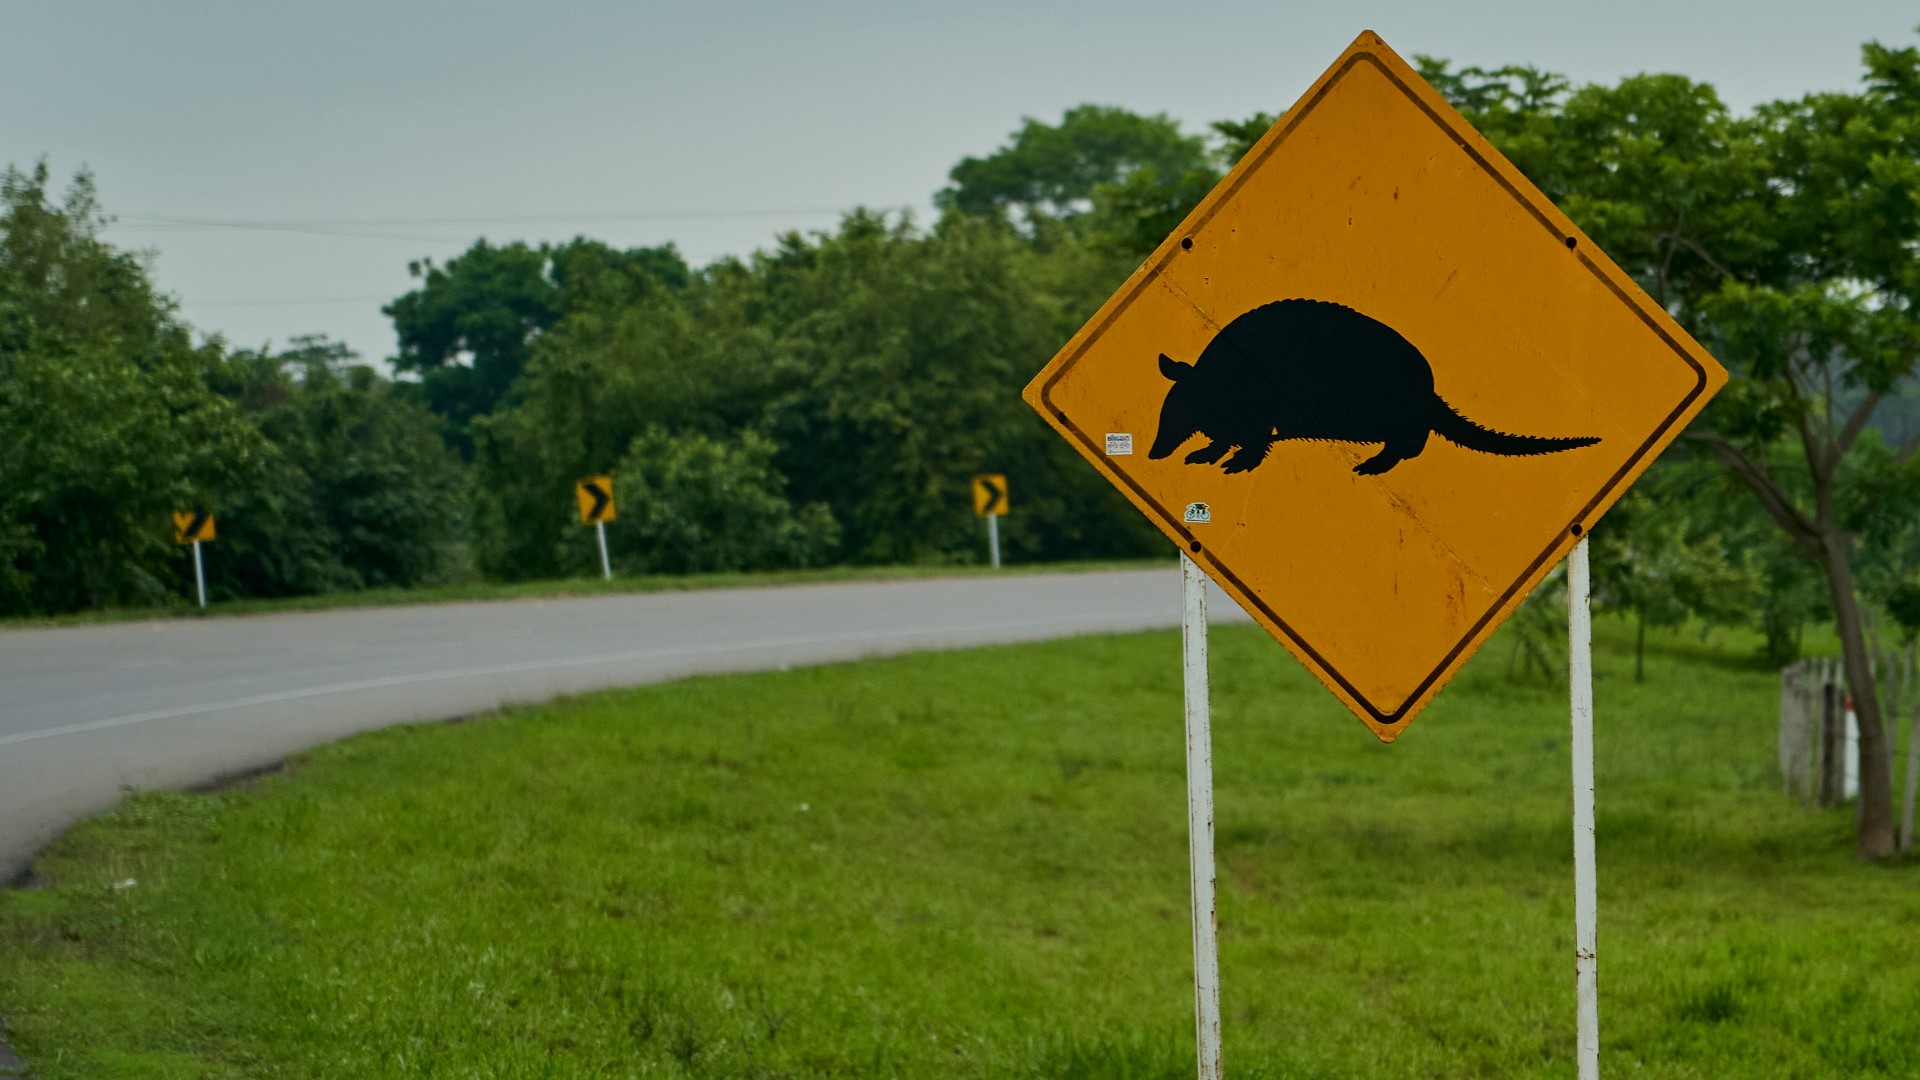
[1149,299,1600,476]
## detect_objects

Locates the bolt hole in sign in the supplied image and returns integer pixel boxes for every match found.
[1023,30,1725,741]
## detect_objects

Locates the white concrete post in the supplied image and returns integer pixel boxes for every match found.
[595,520,612,582]
[1181,552,1223,1079]
[1568,535,1598,1080]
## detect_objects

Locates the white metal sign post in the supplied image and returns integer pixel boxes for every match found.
[575,477,615,577]
[1567,535,1599,1078]
[973,475,1008,569]
[1014,34,1727,1080]
[1181,553,1224,1079]
[191,540,207,609]
[1175,538,1601,1079]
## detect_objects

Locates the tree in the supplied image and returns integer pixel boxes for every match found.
[591,426,838,575]
[938,105,1209,224]
[465,248,777,580]
[468,207,1165,579]
[1428,35,1920,858]
[385,238,690,451]
[0,163,271,614]
[385,240,557,445]
[1590,474,1761,681]
[213,335,467,594]
[1086,114,1279,258]
[940,106,1287,260]
[1685,46,1920,859]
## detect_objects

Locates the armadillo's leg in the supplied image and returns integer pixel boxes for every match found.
[1184,439,1232,466]
[1221,438,1277,474]
[1353,430,1430,476]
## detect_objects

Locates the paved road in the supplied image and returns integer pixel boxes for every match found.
[0,569,1246,882]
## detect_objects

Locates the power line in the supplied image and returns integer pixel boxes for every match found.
[121,206,859,226]
[125,202,921,312]
[126,224,476,244]
[105,205,890,242]
[178,295,397,310]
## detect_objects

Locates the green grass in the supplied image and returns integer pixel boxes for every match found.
[1,617,1915,1078]
[0,558,1169,629]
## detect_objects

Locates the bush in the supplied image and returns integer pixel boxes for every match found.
[586,426,837,575]
[207,336,469,597]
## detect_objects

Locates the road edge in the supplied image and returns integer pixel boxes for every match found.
[0,1017,27,1079]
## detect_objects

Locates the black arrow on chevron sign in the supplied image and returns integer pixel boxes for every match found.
[982,478,1005,514]
[583,481,610,522]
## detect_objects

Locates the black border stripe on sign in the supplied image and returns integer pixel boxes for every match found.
[1038,51,1709,728]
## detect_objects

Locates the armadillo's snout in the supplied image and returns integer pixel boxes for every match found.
[1148,430,1195,459]
[1148,410,1193,459]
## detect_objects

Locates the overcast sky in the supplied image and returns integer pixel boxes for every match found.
[5,2,1916,366]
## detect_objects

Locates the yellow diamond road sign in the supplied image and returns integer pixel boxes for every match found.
[1023,31,1727,742]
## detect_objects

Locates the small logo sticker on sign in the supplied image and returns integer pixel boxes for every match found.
[1105,433,1133,456]
[1183,502,1211,524]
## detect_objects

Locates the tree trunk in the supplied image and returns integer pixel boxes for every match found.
[1692,429,1897,857]
[1819,532,1897,859]
[1902,643,1919,852]
[1902,696,1919,851]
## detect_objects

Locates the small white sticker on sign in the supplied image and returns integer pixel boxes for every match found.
[1105,433,1133,456]
[1184,502,1211,524]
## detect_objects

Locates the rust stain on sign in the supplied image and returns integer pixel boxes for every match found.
[1020,30,1726,741]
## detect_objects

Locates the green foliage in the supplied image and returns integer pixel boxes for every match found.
[935,104,1294,261]
[0,167,472,614]
[590,426,838,575]
[937,105,1208,222]
[1084,112,1287,258]
[1207,113,1279,166]
[465,247,789,579]
[210,335,467,595]
[0,164,273,615]
[385,238,690,448]
[1888,580,1920,640]
[758,212,1086,564]
[472,210,1161,580]
[385,239,558,442]
[1591,460,1765,675]
[1084,159,1221,260]
[1505,566,1566,684]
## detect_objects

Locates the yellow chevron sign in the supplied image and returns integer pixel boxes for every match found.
[172,509,215,544]
[972,475,1008,517]
[575,477,616,524]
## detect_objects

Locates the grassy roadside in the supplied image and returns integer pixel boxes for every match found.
[0,558,1171,630]
[1,616,1915,1077]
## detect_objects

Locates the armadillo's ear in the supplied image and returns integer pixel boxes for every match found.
[1158,354,1191,382]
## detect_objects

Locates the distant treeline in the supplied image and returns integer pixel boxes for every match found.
[5,39,1920,699]
[9,33,1920,858]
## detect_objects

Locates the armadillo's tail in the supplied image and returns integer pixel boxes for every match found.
[1430,399,1600,458]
